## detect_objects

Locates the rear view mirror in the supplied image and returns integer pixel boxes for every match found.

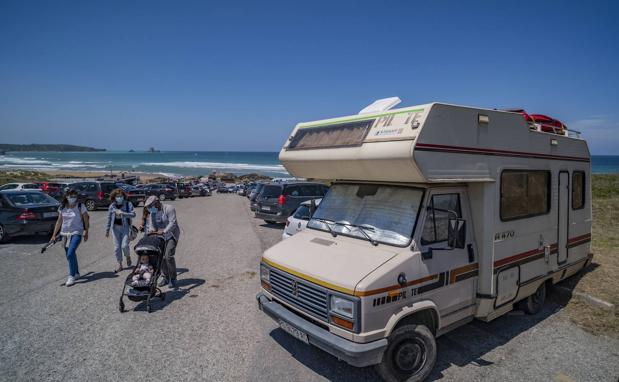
[448,218,466,249]
[309,199,317,217]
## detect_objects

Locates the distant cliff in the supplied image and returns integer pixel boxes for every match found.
[0,144,106,152]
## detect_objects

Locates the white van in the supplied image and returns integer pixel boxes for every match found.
[257,100,592,381]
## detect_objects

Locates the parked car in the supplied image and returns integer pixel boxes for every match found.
[34,182,69,200]
[254,182,329,224]
[66,181,118,211]
[282,198,322,239]
[0,183,41,191]
[115,183,147,205]
[217,185,229,193]
[141,183,178,201]
[190,185,209,197]
[249,183,265,210]
[176,182,192,198]
[0,190,60,243]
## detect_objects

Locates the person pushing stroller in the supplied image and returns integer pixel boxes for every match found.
[141,196,181,288]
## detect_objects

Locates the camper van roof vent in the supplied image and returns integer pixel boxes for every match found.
[359,97,401,115]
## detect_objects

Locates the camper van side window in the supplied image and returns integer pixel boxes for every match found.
[420,193,461,245]
[572,171,585,210]
[500,170,550,221]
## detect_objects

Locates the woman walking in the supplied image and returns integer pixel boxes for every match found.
[51,189,89,286]
[105,188,136,273]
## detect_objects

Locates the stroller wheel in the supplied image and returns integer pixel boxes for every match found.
[160,292,166,301]
[146,304,152,313]
[119,300,125,313]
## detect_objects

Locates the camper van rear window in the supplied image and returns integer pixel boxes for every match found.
[287,120,374,150]
[500,170,551,221]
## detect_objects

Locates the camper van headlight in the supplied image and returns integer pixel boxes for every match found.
[330,295,355,319]
[260,264,270,284]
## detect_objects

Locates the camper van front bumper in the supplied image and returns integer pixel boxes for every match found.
[257,293,387,367]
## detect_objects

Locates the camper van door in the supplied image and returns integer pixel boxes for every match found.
[418,188,478,323]
[558,172,569,265]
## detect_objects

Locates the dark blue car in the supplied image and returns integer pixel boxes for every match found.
[0,190,60,243]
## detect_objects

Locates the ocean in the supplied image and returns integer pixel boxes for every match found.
[0,151,287,177]
[0,151,618,177]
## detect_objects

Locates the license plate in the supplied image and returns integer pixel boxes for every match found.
[43,212,58,218]
[261,206,271,211]
[279,319,309,344]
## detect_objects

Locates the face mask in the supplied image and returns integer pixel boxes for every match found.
[148,207,158,214]
[67,197,77,205]
[115,196,124,204]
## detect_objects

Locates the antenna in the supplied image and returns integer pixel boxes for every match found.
[359,97,401,115]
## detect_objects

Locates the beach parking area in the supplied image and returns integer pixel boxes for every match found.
[1,193,618,382]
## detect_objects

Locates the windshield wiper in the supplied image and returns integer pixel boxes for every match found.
[334,222,379,246]
[312,217,337,237]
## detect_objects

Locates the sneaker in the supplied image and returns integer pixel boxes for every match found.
[169,279,177,288]
[158,278,168,287]
[65,276,75,287]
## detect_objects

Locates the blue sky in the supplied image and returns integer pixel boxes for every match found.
[1,0,618,154]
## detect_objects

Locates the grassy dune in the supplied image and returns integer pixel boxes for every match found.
[560,174,618,336]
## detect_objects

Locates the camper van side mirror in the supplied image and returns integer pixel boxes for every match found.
[448,218,466,249]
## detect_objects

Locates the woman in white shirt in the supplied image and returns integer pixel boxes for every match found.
[51,189,90,286]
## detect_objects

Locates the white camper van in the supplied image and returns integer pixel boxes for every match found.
[256,100,592,381]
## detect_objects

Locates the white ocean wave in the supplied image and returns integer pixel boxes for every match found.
[0,156,51,165]
[141,161,288,173]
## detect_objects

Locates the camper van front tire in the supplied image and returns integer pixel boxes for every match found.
[518,282,547,315]
[376,324,436,382]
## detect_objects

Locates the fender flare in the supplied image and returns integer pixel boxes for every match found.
[384,300,441,337]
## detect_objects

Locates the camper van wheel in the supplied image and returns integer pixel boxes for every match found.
[118,299,125,313]
[518,282,546,315]
[376,324,436,382]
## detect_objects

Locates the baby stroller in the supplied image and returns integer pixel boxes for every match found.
[119,234,166,313]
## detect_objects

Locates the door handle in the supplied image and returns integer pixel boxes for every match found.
[467,244,475,263]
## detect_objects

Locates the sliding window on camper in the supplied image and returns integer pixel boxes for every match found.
[287,120,374,150]
[500,170,551,221]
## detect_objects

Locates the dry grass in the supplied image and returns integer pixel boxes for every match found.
[558,174,619,337]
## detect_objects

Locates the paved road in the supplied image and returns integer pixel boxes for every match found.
[1,194,617,381]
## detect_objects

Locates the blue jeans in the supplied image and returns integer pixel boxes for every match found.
[111,224,130,262]
[64,235,82,277]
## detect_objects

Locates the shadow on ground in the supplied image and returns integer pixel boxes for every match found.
[267,264,597,382]
[132,277,206,313]
[259,222,285,230]
[2,235,52,245]
[75,271,119,285]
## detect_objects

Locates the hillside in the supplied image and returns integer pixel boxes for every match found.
[0,144,105,152]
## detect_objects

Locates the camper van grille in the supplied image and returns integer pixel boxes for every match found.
[287,120,374,150]
[269,268,329,322]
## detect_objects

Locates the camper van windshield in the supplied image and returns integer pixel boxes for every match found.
[308,184,423,247]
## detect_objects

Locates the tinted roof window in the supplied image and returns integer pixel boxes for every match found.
[286,185,301,196]
[262,185,283,198]
[101,183,116,192]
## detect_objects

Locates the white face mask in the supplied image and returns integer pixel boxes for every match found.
[115,196,124,204]
[67,197,77,205]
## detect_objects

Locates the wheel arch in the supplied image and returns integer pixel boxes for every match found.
[384,300,441,336]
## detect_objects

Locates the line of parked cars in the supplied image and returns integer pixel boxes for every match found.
[0,177,218,243]
[246,181,328,239]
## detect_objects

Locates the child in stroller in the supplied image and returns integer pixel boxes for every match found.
[131,254,154,287]
[119,234,166,313]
